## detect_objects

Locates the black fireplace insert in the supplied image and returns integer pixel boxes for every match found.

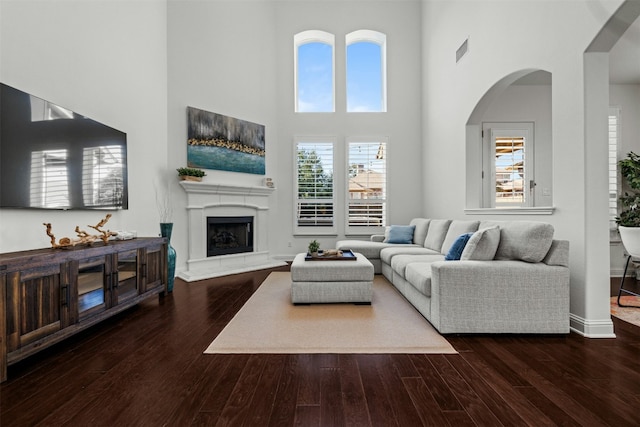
[207,216,254,257]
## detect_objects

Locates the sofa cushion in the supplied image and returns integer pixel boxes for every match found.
[461,226,500,261]
[424,219,452,251]
[335,240,393,260]
[440,220,480,255]
[391,254,444,279]
[380,246,439,264]
[385,225,416,244]
[410,218,431,245]
[480,220,554,263]
[542,240,570,267]
[444,232,473,260]
[404,262,433,297]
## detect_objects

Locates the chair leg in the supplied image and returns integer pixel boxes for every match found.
[617,255,640,308]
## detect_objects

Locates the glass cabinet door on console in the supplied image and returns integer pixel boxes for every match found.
[113,249,138,304]
[4,263,72,354]
[73,255,112,320]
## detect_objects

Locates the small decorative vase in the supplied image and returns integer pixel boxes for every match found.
[160,223,177,292]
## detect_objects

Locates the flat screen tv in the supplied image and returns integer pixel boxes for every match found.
[0,83,128,210]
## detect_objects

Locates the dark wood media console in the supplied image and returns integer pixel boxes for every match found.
[0,237,168,382]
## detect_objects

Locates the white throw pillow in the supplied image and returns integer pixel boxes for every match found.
[460,226,500,261]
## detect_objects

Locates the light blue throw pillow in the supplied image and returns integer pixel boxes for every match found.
[445,232,473,260]
[385,225,416,244]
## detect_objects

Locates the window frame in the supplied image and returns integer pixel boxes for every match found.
[294,30,335,113]
[345,136,388,236]
[293,136,338,236]
[345,30,387,113]
[482,122,535,209]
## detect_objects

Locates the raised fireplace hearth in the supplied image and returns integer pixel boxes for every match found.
[208,216,254,257]
[177,181,286,281]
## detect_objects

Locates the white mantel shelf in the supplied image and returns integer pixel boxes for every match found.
[177,180,284,282]
[179,180,275,197]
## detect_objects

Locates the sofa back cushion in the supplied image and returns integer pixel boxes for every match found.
[384,225,416,244]
[424,219,452,251]
[480,220,554,262]
[410,218,431,245]
[460,226,500,260]
[440,220,480,255]
[543,240,570,267]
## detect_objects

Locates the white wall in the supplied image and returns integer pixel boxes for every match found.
[421,0,624,337]
[0,0,168,253]
[166,0,279,271]
[480,84,553,207]
[272,1,424,258]
[167,0,424,265]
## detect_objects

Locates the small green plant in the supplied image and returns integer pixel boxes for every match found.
[308,239,320,254]
[176,167,206,178]
[617,152,640,227]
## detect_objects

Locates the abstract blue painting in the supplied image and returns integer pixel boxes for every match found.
[187,107,265,175]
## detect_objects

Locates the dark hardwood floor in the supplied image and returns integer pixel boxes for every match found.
[2,266,640,426]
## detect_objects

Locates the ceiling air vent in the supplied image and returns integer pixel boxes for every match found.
[456,38,469,63]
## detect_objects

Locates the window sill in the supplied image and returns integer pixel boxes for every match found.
[293,231,338,237]
[464,207,555,215]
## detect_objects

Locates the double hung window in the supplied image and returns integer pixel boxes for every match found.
[347,138,387,233]
[482,122,534,208]
[295,138,336,234]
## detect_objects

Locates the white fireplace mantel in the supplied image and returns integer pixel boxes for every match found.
[179,181,275,198]
[177,180,285,282]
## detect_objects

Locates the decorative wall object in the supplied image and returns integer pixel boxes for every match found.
[187,107,265,175]
[43,214,118,248]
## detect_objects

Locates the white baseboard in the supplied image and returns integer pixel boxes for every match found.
[569,313,616,338]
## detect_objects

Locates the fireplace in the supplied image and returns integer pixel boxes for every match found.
[177,181,285,282]
[207,216,254,257]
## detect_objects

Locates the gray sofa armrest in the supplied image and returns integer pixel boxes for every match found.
[370,234,385,242]
[429,260,570,334]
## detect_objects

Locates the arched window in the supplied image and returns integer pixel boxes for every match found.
[294,30,335,113]
[346,30,387,112]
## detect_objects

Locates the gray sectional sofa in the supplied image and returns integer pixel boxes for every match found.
[336,219,570,334]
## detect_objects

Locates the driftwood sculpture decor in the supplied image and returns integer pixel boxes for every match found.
[44,214,118,248]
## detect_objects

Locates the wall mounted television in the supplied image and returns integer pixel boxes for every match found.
[0,83,128,210]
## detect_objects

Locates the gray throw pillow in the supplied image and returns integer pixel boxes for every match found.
[460,226,500,261]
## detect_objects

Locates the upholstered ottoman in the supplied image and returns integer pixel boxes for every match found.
[290,252,374,304]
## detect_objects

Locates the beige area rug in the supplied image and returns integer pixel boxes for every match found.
[205,272,456,354]
[611,296,640,328]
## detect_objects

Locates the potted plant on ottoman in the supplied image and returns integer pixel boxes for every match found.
[308,239,320,257]
[617,152,640,257]
[177,167,206,182]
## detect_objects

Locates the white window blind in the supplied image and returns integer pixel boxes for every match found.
[295,141,334,228]
[347,140,386,229]
[609,108,620,231]
[494,135,525,206]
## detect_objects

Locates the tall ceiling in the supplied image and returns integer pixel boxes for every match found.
[609,15,640,84]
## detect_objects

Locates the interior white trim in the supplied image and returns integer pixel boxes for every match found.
[464,207,555,215]
[569,313,616,338]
